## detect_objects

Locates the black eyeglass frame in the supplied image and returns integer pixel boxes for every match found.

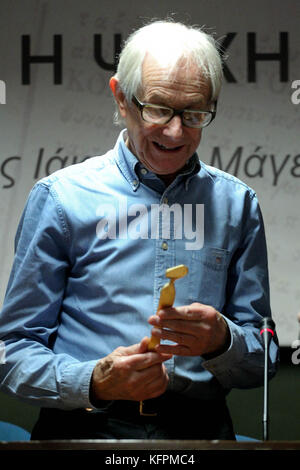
[132,95,217,128]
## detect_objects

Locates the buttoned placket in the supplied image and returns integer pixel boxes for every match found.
[116,137,200,390]
[133,171,186,388]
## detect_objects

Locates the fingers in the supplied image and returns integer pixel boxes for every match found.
[111,337,172,372]
[153,342,191,356]
[139,365,169,399]
[115,339,149,356]
[148,305,204,337]
[125,348,172,371]
[115,337,172,361]
[147,302,230,357]
[151,326,191,345]
[90,340,172,402]
[128,367,169,401]
[139,336,151,353]
[149,303,216,323]
[149,303,222,332]
[150,326,197,356]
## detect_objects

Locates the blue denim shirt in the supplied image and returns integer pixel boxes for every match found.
[0,130,278,409]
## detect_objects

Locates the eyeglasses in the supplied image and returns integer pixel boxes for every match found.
[132,95,216,129]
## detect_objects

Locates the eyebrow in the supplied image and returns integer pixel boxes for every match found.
[144,95,208,110]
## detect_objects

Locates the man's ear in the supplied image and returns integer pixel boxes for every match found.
[109,77,127,118]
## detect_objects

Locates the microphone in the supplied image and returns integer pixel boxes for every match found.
[260,317,275,347]
[259,317,276,441]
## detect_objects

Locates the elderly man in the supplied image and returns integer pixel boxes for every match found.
[0,20,278,440]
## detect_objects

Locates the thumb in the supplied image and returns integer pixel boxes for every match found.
[138,336,151,354]
[117,337,150,356]
[138,337,173,361]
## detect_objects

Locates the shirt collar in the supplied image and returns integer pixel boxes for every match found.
[114,129,200,192]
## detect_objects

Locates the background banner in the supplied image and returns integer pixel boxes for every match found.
[0,0,299,346]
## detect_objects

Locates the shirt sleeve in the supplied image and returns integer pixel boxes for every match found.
[0,181,97,409]
[202,193,279,389]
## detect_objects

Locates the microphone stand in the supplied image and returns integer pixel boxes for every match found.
[260,318,275,441]
[262,341,270,441]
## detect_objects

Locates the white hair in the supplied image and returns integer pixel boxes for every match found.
[113,20,224,125]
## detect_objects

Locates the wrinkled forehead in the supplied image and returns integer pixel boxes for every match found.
[142,52,204,80]
[140,52,212,102]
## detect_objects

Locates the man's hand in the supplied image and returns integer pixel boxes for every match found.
[148,302,230,357]
[90,337,172,403]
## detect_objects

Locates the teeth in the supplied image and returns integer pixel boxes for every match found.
[158,143,169,149]
[156,142,180,150]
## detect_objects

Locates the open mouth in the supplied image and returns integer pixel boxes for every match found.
[153,141,184,152]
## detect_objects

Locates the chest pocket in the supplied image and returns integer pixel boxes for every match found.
[188,246,230,311]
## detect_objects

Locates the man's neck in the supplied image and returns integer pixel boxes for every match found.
[158,172,178,186]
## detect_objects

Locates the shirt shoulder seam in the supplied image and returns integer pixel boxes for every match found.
[200,162,257,200]
[37,180,71,242]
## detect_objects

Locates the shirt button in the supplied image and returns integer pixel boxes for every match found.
[141,168,148,175]
[132,179,138,187]
[161,241,168,250]
[163,197,168,204]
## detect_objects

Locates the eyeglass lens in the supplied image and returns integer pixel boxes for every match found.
[142,105,211,127]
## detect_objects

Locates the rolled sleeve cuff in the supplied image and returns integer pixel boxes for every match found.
[201,317,248,389]
[60,359,99,409]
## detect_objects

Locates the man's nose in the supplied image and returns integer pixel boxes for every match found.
[162,115,184,139]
